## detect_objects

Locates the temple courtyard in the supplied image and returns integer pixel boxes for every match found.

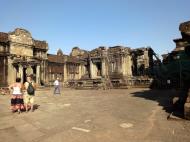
[0,88,190,142]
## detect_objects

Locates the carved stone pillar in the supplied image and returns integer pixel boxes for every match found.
[121,56,125,75]
[36,65,40,84]
[78,65,82,79]
[63,63,67,82]
[19,65,23,83]
[90,59,94,79]
[3,57,6,85]
[101,58,105,77]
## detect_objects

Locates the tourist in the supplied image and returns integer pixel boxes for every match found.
[54,77,61,95]
[9,77,25,114]
[24,75,36,112]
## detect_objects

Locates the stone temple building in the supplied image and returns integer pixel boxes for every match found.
[0,28,48,87]
[161,21,190,89]
[64,46,156,88]
[159,20,190,120]
[0,28,158,88]
[47,46,157,88]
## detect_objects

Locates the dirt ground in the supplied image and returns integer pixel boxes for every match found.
[0,88,190,142]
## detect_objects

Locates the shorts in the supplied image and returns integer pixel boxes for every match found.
[24,94,34,104]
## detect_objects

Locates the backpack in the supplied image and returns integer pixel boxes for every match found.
[27,82,35,95]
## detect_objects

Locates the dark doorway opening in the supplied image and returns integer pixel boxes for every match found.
[23,68,27,83]
[32,66,37,82]
[96,62,102,76]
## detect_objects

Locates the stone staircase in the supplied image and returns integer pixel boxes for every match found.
[109,73,128,89]
[74,78,106,90]
[109,73,153,89]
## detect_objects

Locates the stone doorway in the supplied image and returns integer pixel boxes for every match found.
[91,58,103,79]
[95,62,102,76]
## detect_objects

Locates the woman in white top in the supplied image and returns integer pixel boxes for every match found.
[9,78,24,113]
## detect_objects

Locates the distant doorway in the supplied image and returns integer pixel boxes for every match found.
[32,66,36,82]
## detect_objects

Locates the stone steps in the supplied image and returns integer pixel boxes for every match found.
[74,79,105,90]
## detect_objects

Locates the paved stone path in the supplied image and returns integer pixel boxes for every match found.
[0,88,190,142]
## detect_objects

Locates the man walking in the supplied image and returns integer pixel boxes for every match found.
[24,75,36,112]
[54,77,61,95]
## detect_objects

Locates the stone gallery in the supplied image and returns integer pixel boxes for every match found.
[0,28,157,88]
[0,28,48,87]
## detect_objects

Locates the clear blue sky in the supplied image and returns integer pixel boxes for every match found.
[0,0,189,56]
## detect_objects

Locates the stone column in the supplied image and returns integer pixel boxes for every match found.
[44,61,47,82]
[127,55,132,76]
[125,56,128,76]
[36,65,40,85]
[144,50,149,69]
[78,65,82,79]
[7,57,16,85]
[121,56,125,75]
[42,62,45,83]
[18,65,23,83]
[3,57,6,86]
[63,63,67,82]
[40,61,44,82]
[48,66,51,85]
[90,59,94,79]
[44,61,48,84]
[101,58,106,77]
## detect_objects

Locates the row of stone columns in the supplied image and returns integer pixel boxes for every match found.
[17,64,40,84]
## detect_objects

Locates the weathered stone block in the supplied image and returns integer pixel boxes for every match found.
[184,102,190,120]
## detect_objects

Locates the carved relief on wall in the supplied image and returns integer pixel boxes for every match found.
[10,44,33,56]
[9,28,33,45]
[8,28,34,56]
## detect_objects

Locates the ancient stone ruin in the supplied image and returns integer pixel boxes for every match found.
[0,28,159,89]
[0,28,48,87]
[160,21,190,120]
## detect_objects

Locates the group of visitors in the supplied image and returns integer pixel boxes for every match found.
[9,75,61,114]
[9,75,36,114]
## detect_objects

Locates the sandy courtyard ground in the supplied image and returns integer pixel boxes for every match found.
[0,88,190,142]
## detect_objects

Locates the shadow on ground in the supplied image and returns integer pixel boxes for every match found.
[34,104,40,110]
[130,89,188,119]
[21,104,40,112]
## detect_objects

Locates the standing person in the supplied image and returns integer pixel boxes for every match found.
[9,77,25,114]
[24,75,36,112]
[54,77,61,95]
